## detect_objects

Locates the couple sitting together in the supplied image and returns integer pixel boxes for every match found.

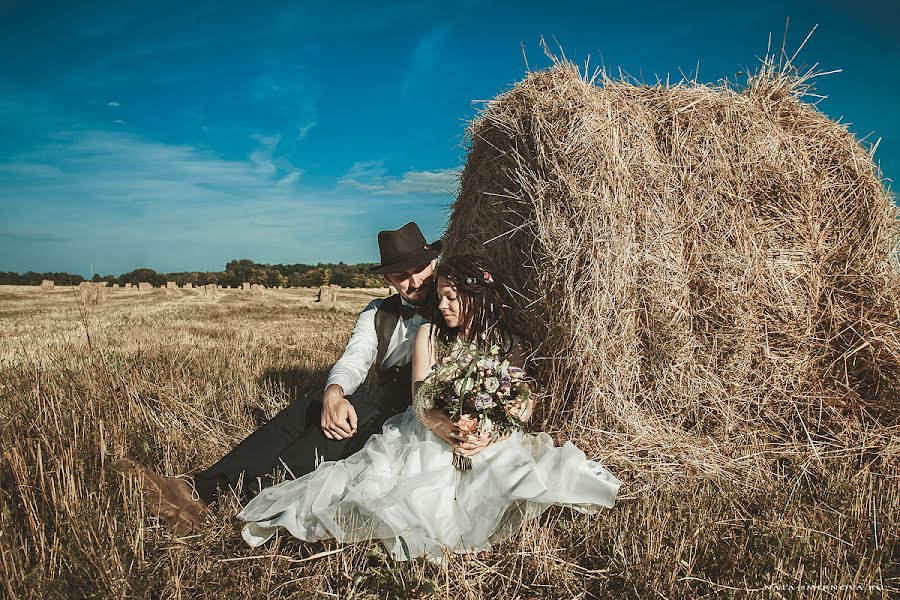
[117,222,621,562]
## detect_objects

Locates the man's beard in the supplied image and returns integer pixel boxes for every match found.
[406,280,434,304]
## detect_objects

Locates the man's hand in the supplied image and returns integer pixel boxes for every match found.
[321,384,358,440]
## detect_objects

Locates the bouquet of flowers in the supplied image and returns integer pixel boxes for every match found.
[417,339,533,469]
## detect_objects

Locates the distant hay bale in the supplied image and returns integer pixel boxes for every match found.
[112,283,119,289]
[316,285,337,303]
[77,281,106,305]
[251,284,265,295]
[443,57,900,483]
[201,283,217,295]
[166,281,177,290]
[242,282,251,291]
[138,282,152,292]
[183,282,193,289]
[124,283,133,289]
[40,280,54,292]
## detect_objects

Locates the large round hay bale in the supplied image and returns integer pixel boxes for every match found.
[77,281,107,305]
[443,60,900,482]
[40,280,54,292]
[316,285,337,303]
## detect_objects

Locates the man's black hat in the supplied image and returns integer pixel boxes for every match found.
[369,222,442,274]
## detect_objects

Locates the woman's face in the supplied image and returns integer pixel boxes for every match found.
[436,275,463,329]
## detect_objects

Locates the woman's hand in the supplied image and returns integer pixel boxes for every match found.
[455,431,494,457]
[423,408,462,447]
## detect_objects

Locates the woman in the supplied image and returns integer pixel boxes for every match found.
[238,255,622,562]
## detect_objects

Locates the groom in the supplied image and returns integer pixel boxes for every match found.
[117,222,441,532]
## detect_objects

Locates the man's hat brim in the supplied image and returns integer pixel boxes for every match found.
[369,240,442,274]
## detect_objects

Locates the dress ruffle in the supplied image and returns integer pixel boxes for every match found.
[238,408,621,562]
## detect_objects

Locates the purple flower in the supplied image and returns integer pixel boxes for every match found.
[474,393,496,410]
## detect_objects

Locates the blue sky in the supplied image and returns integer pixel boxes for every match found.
[1,0,897,276]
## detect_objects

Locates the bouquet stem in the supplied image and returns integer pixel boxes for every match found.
[453,454,472,470]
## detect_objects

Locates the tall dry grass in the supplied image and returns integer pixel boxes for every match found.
[0,284,894,598]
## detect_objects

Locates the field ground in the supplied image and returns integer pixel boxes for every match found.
[0,285,894,598]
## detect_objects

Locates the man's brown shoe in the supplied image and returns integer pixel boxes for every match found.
[114,457,210,534]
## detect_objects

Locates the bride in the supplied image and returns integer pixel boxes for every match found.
[238,254,622,561]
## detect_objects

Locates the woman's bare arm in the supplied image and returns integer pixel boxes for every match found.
[411,324,436,400]
[411,325,464,446]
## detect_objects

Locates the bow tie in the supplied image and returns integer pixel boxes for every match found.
[399,303,426,320]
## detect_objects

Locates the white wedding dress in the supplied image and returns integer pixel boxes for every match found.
[237,402,622,562]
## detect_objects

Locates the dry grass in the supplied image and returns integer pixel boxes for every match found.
[1,281,894,598]
[442,50,899,597]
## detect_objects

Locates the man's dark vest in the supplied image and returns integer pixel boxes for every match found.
[371,294,427,412]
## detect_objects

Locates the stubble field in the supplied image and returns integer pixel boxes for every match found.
[0,285,894,598]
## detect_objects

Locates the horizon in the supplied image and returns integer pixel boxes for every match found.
[2,0,898,278]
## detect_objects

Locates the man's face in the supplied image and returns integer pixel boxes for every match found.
[384,260,435,305]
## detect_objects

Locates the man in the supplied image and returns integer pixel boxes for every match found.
[116,222,441,533]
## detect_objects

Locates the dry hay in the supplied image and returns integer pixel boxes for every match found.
[201,283,217,295]
[250,284,265,295]
[443,54,900,490]
[316,285,337,303]
[124,282,133,289]
[77,281,107,305]
[40,279,54,292]
[165,281,177,290]
[183,282,193,289]
[112,283,119,288]
[138,282,152,291]
[242,282,251,291]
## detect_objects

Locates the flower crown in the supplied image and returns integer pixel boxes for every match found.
[465,270,494,286]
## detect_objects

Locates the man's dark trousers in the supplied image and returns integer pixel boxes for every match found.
[192,386,407,504]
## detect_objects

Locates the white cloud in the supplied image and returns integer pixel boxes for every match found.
[297,120,317,140]
[107,101,120,107]
[0,128,374,272]
[278,169,303,185]
[339,161,460,196]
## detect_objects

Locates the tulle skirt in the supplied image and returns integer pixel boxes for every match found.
[237,407,622,562]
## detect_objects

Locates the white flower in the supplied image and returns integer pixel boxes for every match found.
[453,377,475,397]
[483,377,500,394]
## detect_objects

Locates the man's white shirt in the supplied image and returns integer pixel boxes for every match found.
[324,297,427,396]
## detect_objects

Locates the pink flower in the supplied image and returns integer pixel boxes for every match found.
[457,414,479,435]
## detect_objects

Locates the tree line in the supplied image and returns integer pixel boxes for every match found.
[0,259,387,288]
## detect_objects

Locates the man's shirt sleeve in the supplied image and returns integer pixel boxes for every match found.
[324,299,382,396]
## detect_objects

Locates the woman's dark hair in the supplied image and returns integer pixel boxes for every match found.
[430,254,525,354]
